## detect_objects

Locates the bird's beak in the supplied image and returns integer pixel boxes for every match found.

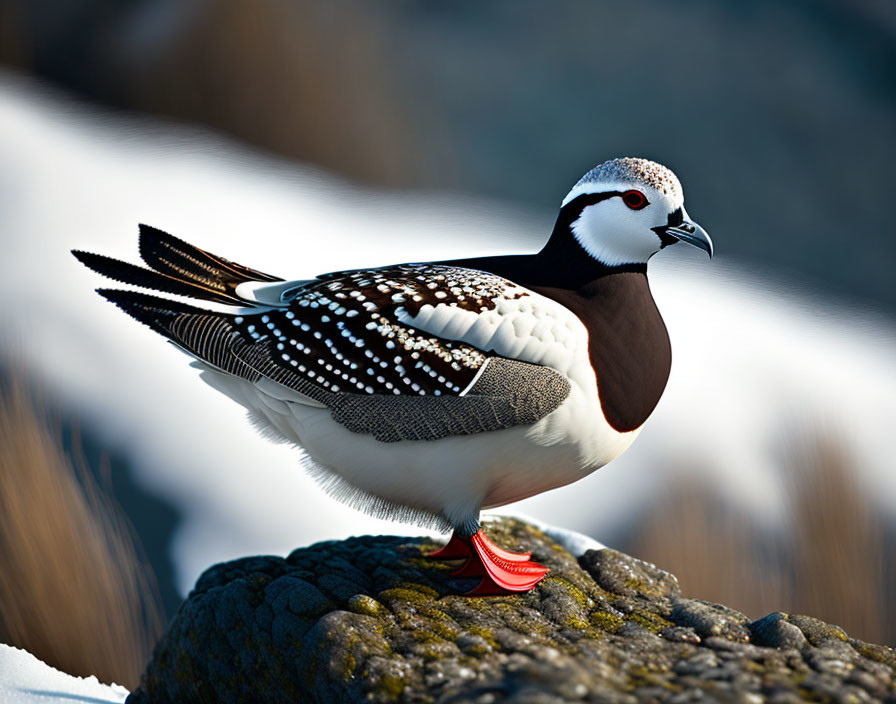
[657,207,713,258]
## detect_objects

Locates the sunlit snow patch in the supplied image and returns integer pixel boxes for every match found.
[0,644,128,704]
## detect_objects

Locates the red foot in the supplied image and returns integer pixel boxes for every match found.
[478,533,532,563]
[428,532,473,560]
[427,530,548,595]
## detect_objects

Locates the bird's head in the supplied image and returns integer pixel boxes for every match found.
[554,157,712,267]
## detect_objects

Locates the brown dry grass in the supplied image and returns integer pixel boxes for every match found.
[626,439,893,646]
[788,439,890,644]
[0,378,164,688]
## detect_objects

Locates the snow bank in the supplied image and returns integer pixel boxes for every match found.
[0,644,127,704]
[1,72,893,595]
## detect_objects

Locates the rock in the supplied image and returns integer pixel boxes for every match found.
[669,598,751,642]
[126,518,896,704]
[750,612,809,650]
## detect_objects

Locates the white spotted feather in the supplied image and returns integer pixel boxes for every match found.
[196,273,638,530]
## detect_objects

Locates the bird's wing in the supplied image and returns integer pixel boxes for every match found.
[75,227,571,442]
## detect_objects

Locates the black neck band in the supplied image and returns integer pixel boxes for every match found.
[533,192,646,288]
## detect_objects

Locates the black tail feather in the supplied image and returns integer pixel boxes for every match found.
[96,288,208,337]
[95,287,331,403]
[137,225,282,299]
[74,224,283,306]
[79,228,331,403]
[73,250,245,305]
[98,288,255,380]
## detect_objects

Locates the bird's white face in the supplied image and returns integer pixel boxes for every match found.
[560,158,712,267]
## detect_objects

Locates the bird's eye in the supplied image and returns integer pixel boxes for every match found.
[621,190,649,210]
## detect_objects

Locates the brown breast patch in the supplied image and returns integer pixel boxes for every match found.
[532,272,671,433]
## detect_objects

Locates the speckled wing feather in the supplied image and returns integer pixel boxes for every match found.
[85,239,570,442]
[243,264,536,396]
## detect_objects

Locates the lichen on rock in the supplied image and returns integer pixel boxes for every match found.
[126,518,896,703]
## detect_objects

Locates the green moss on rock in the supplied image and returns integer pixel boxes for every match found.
[127,518,896,704]
[628,609,673,633]
[590,610,625,634]
[347,594,389,619]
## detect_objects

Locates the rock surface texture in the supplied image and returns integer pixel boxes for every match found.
[127,519,895,703]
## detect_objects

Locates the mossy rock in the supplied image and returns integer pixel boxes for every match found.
[127,518,896,703]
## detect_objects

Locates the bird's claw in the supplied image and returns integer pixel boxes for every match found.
[427,529,548,595]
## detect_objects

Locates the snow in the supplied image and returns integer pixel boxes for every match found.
[501,513,608,556]
[1,71,894,596]
[0,644,128,703]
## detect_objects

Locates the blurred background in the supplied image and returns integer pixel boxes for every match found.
[0,0,894,687]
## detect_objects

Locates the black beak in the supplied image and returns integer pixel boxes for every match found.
[654,207,713,258]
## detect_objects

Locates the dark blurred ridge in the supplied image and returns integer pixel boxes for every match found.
[1,0,895,309]
[0,0,429,188]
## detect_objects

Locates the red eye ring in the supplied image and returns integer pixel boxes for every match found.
[622,190,649,210]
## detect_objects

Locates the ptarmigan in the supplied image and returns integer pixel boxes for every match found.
[74,157,712,595]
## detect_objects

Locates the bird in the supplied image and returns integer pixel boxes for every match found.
[73,157,712,596]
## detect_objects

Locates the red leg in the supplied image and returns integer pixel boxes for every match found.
[427,532,473,560]
[450,555,485,578]
[428,529,548,595]
[465,531,548,595]
[428,531,531,562]
[428,532,486,579]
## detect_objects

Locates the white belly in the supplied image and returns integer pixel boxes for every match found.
[196,286,640,530]
[198,358,638,531]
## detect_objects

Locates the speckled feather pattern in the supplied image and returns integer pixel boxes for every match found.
[232,264,531,398]
[573,157,682,198]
